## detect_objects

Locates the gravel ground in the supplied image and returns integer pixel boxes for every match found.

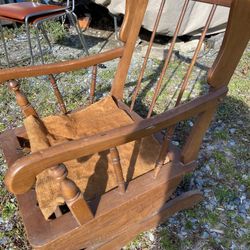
[0,19,249,250]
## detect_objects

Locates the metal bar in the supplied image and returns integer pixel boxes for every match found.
[154,4,217,178]
[40,23,52,51]
[130,0,167,111]
[0,21,10,67]
[146,0,190,118]
[69,11,89,56]
[113,15,119,40]
[34,25,45,64]
[25,19,35,65]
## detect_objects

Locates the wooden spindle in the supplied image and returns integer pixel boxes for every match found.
[147,0,190,118]
[89,65,97,104]
[49,164,93,225]
[174,4,217,107]
[154,4,217,178]
[154,127,174,178]
[130,0,166,111]
[110,147,126,194]
[8,80,38,118]
[48,75,67,114]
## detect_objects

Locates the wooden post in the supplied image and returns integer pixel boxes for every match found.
[110,147,126,193]
[181,106,217,164]
[8,80,38,118]
[49,164,94,225]
[89,65,97,104]
[48,75,67,114]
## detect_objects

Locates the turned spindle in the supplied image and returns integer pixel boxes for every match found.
[110,147,126,194]
[49,164,93,224]
[8,80,38,118]
[89,65,97,104]
[48,75,67,114]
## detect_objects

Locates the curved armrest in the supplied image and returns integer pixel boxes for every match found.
[5,86,227,194]
[0,48,124,83]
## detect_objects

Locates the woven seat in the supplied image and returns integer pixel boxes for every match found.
[24,96,160,219]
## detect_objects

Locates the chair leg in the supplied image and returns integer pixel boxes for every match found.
[25,21,35,65]
[40,23,52,52]
[0,22,10,67]
[67,11,89,56]
[34,24,45,64]
[113,15,118,40]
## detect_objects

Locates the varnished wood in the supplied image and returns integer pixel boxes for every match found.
[5,86,227,195]
[208,0,250,88]
[0,48,124,83]
[111,0,149,99]
[89,65,97,104]
[193,0,232,7]
[16,157,195,249]
[181,105,218,164]
[130,0,167,111]
[175,4,217,106]
[119,0,136,43]
[48,75,67,114]
[147,0,191,117]
[49,164,94,225]
[8,80,38,118]
[95,190,203,250]
[0,0,249,248]
[110,147,126,193]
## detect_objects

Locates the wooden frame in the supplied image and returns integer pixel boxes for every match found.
[0,0,249,249]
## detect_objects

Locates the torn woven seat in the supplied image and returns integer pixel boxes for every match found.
[24,96,160,219]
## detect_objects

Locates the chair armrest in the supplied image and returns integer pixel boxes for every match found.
[0,48,124,83]
[5,86,228,194]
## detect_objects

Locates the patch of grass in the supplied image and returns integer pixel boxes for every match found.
[43,21,67,43]
[214,186,237,203]
[201,210,219,227]
[159,229,180,250]
[213,130,229,140]
[2,202,16,220]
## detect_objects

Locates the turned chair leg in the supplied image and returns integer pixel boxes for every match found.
[110,147,126,194]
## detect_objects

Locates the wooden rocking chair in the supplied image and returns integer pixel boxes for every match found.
[0,0,249,249]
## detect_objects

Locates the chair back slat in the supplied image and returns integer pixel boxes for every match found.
[174,4,217,107]
[146,0,191,118]
[130,0,167,111]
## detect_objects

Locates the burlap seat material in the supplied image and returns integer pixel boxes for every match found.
[24,96,160,219]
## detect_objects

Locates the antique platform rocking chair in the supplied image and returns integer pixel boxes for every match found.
[0,0,249,249]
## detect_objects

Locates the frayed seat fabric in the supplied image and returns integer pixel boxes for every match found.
[24,96,160,219]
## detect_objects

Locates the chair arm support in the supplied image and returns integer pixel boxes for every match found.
[0,48,124,83]
[5,86,228,194]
